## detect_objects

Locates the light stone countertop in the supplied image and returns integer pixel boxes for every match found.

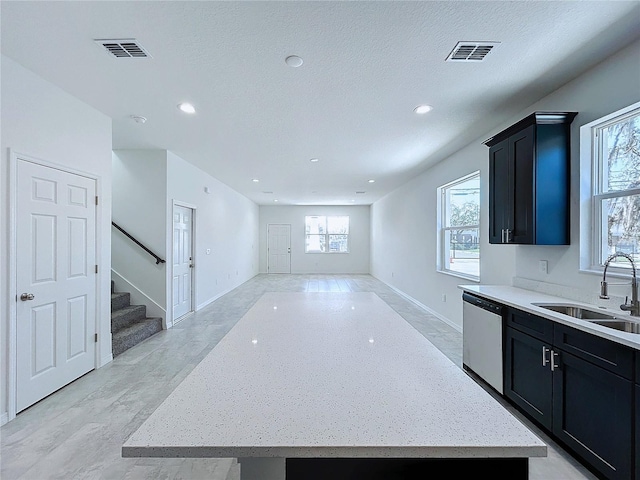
[122,292,546,459]
[458,284,640,350]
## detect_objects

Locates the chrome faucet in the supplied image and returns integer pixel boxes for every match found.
[600,252,639,317]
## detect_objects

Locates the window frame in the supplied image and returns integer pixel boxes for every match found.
[437,171,480,281]
[580,101,640,275]
[304,215,350,254]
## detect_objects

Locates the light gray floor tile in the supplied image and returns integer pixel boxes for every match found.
[1,274,595,479]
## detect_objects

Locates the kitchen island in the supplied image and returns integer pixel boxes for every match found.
[122,292,546,479]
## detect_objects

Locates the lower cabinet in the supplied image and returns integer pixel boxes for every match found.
[504,326,553,430]
[553,351,632,480]
[504,308,635,480]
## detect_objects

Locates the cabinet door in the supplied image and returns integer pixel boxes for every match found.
[510,125,535,244]
[553,351,633,480]
[489,137,511,244]
[504,327,553,430]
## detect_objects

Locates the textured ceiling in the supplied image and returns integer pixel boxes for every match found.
[2,1,640,205]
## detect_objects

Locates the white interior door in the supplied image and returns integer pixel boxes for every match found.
[172,205,193,321]
[16,160,96,412]
[267,224,291,274]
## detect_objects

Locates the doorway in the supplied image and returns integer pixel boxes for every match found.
[172,204,194,322]
[14,157,97,413]
[267,224,291,273]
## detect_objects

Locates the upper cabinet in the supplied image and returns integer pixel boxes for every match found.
[484,112,577,245]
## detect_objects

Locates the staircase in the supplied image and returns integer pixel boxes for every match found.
[111,281,163,357]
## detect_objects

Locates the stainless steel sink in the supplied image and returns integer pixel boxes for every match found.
[590,319,640,334]
[533,303,618,321]
[533,303,640,334]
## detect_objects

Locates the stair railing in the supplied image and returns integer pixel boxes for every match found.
[111,221,166,265]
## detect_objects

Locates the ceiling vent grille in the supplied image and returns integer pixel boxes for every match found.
[94,39,151,58]
[446,42,500,62]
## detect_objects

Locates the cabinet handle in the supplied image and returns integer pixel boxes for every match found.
[505,229,511,243]
[501,229,506,243]
[542,346,550,367]
[550,350,560,371]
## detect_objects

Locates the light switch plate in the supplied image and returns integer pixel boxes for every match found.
[538,260,548,274]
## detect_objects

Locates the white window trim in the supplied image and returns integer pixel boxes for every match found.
[579,100,640,278]
[437,170,480,282]
[304,216,350,254]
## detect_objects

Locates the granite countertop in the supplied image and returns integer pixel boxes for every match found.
[123,292,546,459]
[458,285,640,351]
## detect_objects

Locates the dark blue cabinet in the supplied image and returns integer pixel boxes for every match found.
[504,308,635,479]
[485,112,577,245]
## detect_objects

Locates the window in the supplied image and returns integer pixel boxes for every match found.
[305,216,349,253]
[438,172,480,280]
[586,103,640,270]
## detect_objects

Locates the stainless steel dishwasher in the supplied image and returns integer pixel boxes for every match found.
[462,292,504,394]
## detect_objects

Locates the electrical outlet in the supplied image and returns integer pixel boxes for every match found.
[441,294,446,302]
[206,248,211,255]
[539,260,548,274]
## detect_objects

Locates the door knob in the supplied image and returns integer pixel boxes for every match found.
[189,264,194,268]
[20,293,35,301]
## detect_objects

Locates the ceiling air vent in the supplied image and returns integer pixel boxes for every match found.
[446,42,500,62]
[355,191,366,195]
[94,38,151,58]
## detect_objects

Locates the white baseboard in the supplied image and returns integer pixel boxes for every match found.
[111,269,167,327]
[1,412,8,426]
[196,287,234,310]
[99,352,114,368]
[196,274,260,311]
[375,277,462,333]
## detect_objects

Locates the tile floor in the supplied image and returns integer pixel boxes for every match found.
[1,274,598,479]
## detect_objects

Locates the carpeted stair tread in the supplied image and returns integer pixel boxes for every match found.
[111,292,130,312]
[111,317,163,357]
[111,304,147,333]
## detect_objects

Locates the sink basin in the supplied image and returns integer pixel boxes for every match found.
[533,303,640,334]
[590,320,640,334]
[533,303,618,321]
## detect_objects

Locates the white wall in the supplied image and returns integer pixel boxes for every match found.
[166,152,259,315]
[371,38,640,330]
[371,141,515,330]
[512,39,640,299]
[112,150,168,310]
[1,56,113,422]
[259,205,370,274]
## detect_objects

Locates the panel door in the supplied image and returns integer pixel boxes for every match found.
[510,125,535,244]
[488,138,510,244]
[504,327,553,430]
[16,160,96,412]
[268,224,291,274]
[553,352,633,480]
[172,205,193,321]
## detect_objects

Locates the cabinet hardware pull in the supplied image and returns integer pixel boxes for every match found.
[550,350,560,371]
[501,229,506,243]
[505,229,511,243]
[542,346,550,367]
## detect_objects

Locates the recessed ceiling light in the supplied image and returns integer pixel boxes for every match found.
[178,102,196,114]
[130,115,147,124]
[310,158,319,163]
[274,199,279,202]
[252,178,259,183]
[285,55,304,67]
[368,179,375,183]
[414,105,433,115]
[351,200,356,203]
